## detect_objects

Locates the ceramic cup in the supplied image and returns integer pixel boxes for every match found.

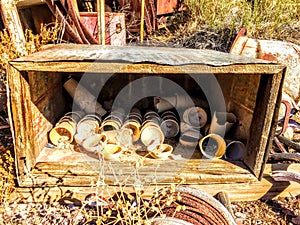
[199,134,226,159]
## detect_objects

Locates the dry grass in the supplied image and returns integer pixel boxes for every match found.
[150,0,300,49]
[0,22,59,74]
[0,183,183,225]
[0,149,186,224]
[0,22,60,205]
[0,147,14,204]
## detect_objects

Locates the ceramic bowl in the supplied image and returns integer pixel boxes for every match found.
[149,143,173,159]
[101,144,123,160]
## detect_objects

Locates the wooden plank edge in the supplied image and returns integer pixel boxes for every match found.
[17,0,46,8]
[10,178,300,202]
[9,61,285,74]
[10,163,300,202]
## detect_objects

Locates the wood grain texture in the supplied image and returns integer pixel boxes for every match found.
[21,158,256,187]
[17,0,46,8]
[10,61,285,75]
[245,72,283,178]
[11,44,284,67]
[28,71,66,158]
[7,66,35,183]
[11,163,300,202]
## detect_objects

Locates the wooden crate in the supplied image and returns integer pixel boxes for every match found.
[8,44,285,193]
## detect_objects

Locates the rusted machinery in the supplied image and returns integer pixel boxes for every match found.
[78,0,185,33]
[5,0,185,45]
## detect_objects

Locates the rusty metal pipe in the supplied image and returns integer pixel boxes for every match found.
[100,0,106,45]
[63,0,98,44]
[78,15,99,44]
[140,0,145,42]
[159,187,236,225]
[273,136,287,152]
[279,99,292,136]
[45,0,84,44]
[66,0,90,44]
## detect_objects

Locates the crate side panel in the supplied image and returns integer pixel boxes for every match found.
[215,75,234,111]
[7,67,35,183]
[245,72,283,177]
[229,74,260,141]
[28,71,66,158]
[231,74,260,111]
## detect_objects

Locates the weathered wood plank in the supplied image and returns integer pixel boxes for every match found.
[17,0,46,8]
[7,66,35,184]
[0,0,27,55]
[19,155,258,186]
[10,61,285,74]
[28,71,66,158]
[11,164,300,202]
[11,44,284,68]
[245,71,283,178]
[34,160,251,174]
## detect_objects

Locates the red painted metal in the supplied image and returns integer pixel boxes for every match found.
[229,27,247,54]
[279,99,292,136]
[156,0,184,15]
[79,12,126,46]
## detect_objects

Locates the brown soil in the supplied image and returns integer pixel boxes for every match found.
[232,197,300,225]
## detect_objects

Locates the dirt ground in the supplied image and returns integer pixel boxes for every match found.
[232,197,300,225]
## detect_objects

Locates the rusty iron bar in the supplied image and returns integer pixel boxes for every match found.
[229,27,247,54]
[277,135,300,152]
[274,136,287,152]
[96,0,106,45]
[279,99,292,136]
[66,0,90,44]
[140,0,145,42]
[161,191,231,224]
[48,0,98,44]
[149,0,156,31]
[269,152,300,162]
[272,171,300,183]
[144,0,153,33]
[45,0,84,44]
[77,16,99,44]
[0,125,10,130]
[96,0,101,44]
[100,0,106,45]
[67,0,98,44]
